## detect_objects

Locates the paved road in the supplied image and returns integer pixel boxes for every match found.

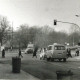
[0,50,80,80]
[20,50,80,80]
[21,54,80,80]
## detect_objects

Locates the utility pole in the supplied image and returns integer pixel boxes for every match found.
[11,22,13,50]
[75,15,80,45]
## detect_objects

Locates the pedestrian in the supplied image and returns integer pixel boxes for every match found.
[67,48,72,58]
[44,48,46,52]
[67,48,69,58]
[40,48,42,52]
[2,49,5,58]
[75,48,79,56]
[32,45,38,58]
[18,49,23,58]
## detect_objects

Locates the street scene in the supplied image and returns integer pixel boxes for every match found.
[0,0,80,80]
[0,49,80,80]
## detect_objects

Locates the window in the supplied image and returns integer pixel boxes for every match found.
[61,46,65,50]
[54,46,65,50]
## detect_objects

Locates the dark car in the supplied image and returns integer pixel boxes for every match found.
[24,47,34,54]
[24,43,34,54]
[27,48,34,54]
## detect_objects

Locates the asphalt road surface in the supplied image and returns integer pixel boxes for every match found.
[0,50,80,80]
[21,50,80,80]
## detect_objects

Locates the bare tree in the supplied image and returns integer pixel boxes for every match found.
[0,16,10,45]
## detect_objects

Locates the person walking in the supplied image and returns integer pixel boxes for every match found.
[75,48,79,56]
[32,45,38,58]
[67,48,72,58]
[2,49,5,58]
[18,49,23,58]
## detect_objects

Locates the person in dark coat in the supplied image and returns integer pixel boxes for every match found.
[2,49,5,58]
[75,48,79,56]
[67,48,72,58]
[32,45,38,58]
[19,49,23,58]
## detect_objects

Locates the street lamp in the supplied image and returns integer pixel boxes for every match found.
[75,15,80,45]
[54,19,80,46]
[11,22,13,50]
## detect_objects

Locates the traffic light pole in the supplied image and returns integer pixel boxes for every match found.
[54,19,80,46]
[54,20,80,28]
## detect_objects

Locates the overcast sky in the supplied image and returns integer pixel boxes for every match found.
[0,0,80,32]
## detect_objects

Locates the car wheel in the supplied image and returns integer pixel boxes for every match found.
[59,59,62,61]
[51,58,54,62]
[47,58,50,61]
[63,58,66,62]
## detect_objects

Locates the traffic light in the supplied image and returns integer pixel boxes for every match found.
[54,20,57,25]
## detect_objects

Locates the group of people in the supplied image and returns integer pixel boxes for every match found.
[1,48,23,58]
[67,48,79,58]
[1,45,39,58]
[1,46,80,59]
[18,45,39,58]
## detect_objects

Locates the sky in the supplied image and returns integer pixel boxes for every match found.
[0,0,80,32]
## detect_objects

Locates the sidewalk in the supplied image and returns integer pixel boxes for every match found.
[0,63,39,80]
[0,52,39,79]
[67,55,80,61]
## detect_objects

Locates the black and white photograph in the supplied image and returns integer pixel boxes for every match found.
[0,0,80,80]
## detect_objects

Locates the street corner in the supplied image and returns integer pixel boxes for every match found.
[0,63,39,80]
[67,56,80,61]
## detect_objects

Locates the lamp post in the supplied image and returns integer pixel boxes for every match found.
[75,15,80,43]
[54,19,80,46]
[11,22,13,50]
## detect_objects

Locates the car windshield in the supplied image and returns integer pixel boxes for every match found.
[54,46,65,50]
